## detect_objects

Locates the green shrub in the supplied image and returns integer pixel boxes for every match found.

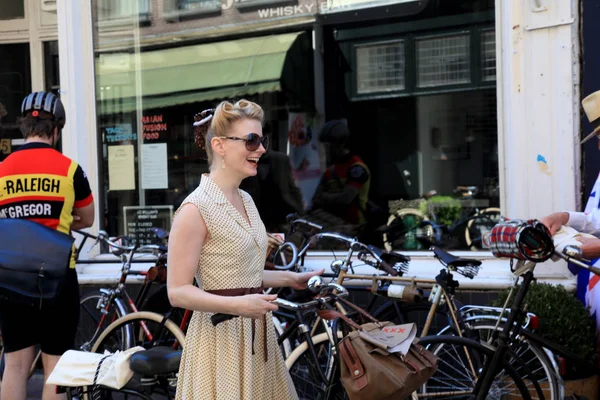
[491,283,596,363]
[419,195,462,227]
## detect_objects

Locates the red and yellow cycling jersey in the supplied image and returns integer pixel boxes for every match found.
[0,142,93,267]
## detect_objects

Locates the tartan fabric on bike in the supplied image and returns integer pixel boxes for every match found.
[488,219,554,262]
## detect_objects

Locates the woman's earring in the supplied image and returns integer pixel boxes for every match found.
[221,155,225,169]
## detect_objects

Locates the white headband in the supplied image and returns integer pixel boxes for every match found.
[193,114,213,127]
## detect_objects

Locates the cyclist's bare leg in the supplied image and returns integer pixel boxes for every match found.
[1,346,36,400]
[41,352,65,400]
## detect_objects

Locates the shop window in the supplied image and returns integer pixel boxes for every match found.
[93,10,314,245]
[481,29,496,82]
[0,43,31,161]
[176,0,220,11]
[0,0,24,20]
[416,33,471,88]
[44,41,60,95]
[356,40,405,94]
[163,0,221,20]
[97,0,151,22]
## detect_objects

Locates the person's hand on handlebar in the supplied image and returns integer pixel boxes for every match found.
[540,212,569,236]
[575,235,600,260]
[233,294,279,319]
[267,233,284,252]
[289,269,325,290]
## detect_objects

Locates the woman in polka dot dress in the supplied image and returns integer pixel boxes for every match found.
[167,100,322,400]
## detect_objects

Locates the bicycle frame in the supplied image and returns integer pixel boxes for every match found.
[280,304,346,399]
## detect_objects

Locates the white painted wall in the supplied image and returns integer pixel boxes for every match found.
[494,0,580,283]
[497,0,580,219]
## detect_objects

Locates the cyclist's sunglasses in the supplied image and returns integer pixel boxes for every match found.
[224,133,269,151]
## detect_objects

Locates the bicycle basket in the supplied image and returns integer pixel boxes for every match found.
[487,219,554,262]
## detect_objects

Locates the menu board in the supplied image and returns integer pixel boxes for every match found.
[123,205,173,245]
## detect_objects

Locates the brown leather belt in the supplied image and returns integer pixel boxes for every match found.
[206,286,268,362]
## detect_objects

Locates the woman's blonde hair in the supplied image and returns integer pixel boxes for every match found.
[193,99,264,165]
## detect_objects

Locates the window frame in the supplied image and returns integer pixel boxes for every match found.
[414,30,472,90]
[0,0,28,33]
[163,0,222,22]
[96,0,152,29]
[349,24,496,101]
[354,38,407,95]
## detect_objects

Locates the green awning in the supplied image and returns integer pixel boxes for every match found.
[96,32,302,114]
[99,81,280,115]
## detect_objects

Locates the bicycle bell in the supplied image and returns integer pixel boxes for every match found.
[330,259,344,274]
[307,275,324,293]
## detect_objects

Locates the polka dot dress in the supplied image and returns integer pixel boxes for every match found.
[175,174,298,400]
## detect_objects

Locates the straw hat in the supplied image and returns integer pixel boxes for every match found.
[581,90,600,144]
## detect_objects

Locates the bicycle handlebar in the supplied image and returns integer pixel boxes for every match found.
[312,232,400,276]
[287,216,323,232]
[210,282,348,326]
[314,232,354,244]
[73,229,167,254]
[272,242,299,270]
[554,248,600,276]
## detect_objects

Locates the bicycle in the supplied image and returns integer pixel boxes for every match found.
[73,229,172,352]
[416,244,600,399]
[278,218,559,399]
[270,220,411,359]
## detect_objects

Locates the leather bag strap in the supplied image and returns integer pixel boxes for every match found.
[336,296,382,325]
[339,338,368,390]
[317,309,363,331]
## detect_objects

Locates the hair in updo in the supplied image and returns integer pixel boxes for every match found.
[193,99,264,166]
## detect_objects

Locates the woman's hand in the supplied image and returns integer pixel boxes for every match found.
[235,294,279,319]
[267,233,284,253]
[290,269,325,290]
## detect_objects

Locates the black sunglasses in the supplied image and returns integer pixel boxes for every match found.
[223,133,269,151]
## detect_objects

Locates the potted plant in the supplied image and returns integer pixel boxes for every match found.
[492,282,598,398]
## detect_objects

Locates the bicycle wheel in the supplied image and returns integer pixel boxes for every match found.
[372,301,450,337]
[418,335,533,399]
[91,311,185,354]
[86,312,184,399]
[465,321,560,400]
[285,332,347,400]
[383,208,433,251]
[464,207,501,250]
[76,294,127,352]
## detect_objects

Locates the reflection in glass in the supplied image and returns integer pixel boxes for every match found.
[0,43,31,161]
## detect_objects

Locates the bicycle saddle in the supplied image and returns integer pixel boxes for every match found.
[129,346,182,376]
[431,246,482,268]
[367,245,410,264]
[382,250,411,264]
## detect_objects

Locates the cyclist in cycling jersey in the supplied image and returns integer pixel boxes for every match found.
[0,91,95,400]
[312,119,371,225]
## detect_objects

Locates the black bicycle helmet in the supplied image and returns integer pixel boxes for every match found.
[318,119,350,144]
[21,91,66,127]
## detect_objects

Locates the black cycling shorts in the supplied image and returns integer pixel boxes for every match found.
[0,268,80,355]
